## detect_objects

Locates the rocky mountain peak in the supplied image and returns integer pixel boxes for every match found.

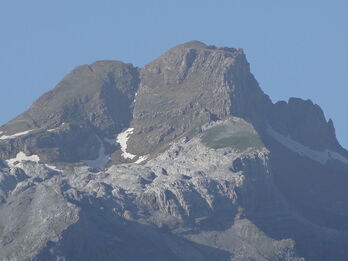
[17,60,138,133]
[0,41,346,165]
[0,60,139,162]
[1,41,348,261]
[142,40,246,86]
[128,41,271,155]
[0,41,346,166]
[268,97,342,152]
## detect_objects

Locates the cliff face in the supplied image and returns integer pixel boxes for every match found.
[0,41,347,261]
[129,41,272,155]
[268,98,341,151]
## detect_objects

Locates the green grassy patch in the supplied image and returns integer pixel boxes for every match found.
[201,124,263,151]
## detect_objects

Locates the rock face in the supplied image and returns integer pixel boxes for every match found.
[129,41,271,155]
[268,98,341,151]
[0,41,348,261]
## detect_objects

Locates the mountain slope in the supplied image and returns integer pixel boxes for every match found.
[0,61,138,164]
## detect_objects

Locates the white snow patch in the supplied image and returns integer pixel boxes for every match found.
[83,138,110,168]
[45,164,62,172]
[6,151,62,171]
[116,128,137,160]
[0,130,33,140]
[135,155,148,164]
[6,152,40,165]
[267,126,348,166]
[47,127,59,132]
[47,122,66,132]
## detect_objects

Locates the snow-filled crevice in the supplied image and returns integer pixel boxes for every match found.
[0,130,34,140]
[83,137,110,168]
[116,128,137,160]
[114,128,148,164]
[134,155,148,164]
[267,126,348,166]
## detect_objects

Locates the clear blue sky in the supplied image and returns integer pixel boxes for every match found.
[1,0,347,148]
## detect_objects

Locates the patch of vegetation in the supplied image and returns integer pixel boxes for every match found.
[201,124,263,151]
[201,125,226,141]
[205,134,263,150]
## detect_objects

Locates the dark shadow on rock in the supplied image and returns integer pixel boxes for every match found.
[241,131,348,261]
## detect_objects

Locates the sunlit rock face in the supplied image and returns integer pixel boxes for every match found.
[129,41,272,156]
[0,41,348,261]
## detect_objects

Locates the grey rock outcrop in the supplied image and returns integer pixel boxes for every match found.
[0,119,306,261]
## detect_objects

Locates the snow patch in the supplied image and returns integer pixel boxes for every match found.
[47,127,59,132]
[135,155,148,164]
[45,164,62,172]
[83,138,110,168]
[6,151,62,171]
[6,152,40,165]
[0,130,33,140]
[267,126,348,165]
[47,122,66,132]
[117,128,137,160]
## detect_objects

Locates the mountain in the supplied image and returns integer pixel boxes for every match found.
[0,41,348,261]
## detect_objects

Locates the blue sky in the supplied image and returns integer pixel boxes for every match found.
[1,0,347,147]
